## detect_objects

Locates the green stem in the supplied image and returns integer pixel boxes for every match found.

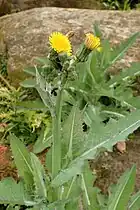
[52,88,63,179]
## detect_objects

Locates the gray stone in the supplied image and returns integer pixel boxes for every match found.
[0,8,140,86]
[0,0,104,16]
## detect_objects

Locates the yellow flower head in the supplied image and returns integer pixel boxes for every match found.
[49,32,72,56]
[85,33,101,50]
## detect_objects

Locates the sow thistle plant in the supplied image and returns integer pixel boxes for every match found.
[1,25,140,209]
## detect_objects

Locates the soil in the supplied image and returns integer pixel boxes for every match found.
[91,130,140,194]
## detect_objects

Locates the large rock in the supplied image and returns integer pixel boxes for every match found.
[0,0,103,16]
[0,8,140,86]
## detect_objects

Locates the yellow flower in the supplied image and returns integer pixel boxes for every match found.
[85,33,101,50]
[49,32,72,56]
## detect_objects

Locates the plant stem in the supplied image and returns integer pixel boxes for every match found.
[52,88,63,179]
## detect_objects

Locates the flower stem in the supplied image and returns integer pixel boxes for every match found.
[52,88,63,179]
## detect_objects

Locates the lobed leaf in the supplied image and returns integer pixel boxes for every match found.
[31,153,47,199]
[52,109,140,187]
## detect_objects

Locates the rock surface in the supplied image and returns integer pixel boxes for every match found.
[0,0,103,16]
[0,7,140,86]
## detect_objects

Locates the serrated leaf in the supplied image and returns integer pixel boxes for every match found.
[108,165,136,210]
[10,134,33,189]
[104,32,140,71]
[31,153,47,198]
[20,78,36,88]
[62,105,85,160]
[0,178,35,206]
[36,86,53,112]
[52,109,140,187]
[129,191,140,210]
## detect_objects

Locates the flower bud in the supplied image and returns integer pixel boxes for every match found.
[85,33,100,50]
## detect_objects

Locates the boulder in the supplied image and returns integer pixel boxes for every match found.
[0,0,103,16]
[0,7,140,86]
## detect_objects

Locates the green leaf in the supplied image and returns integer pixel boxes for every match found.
[107,62,140,88]
[24,67,36,76]
[31,153,47,198]
[36,86,53,112]
[104,32,140,71]
[129,191,140,210]
[35,57,50,65]
[33,126,52,154]
[17,99,48,111]
[24,67,43,76]
[125,97,140,109]
[6,206,15,210]
[82,162,100,210]
[99,39,111,71]
[84,105,102,126]
[108,165,136,210]
[88,51,104,84]
[45,147,52,174]
[93,23,102,38]
[62,105,85,160]
[0,178,35,206]
[65,199,79,210]
[47,199,69,209]
[64,176,81,200]
[10,134,33,189]
[20,78,36,88]
[51,109,140,187]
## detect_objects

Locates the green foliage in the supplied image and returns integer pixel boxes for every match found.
[129,190,140,210]
[0,82,50,145]
[0,178,35,206]
[107,165,136,210]
[1,136,139,210]
[51,109,140,187]
[0,25,140,209]
[10,134,34,192]
[102,0,139,10]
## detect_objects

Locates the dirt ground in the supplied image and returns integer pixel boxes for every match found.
[91,130,140,194]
